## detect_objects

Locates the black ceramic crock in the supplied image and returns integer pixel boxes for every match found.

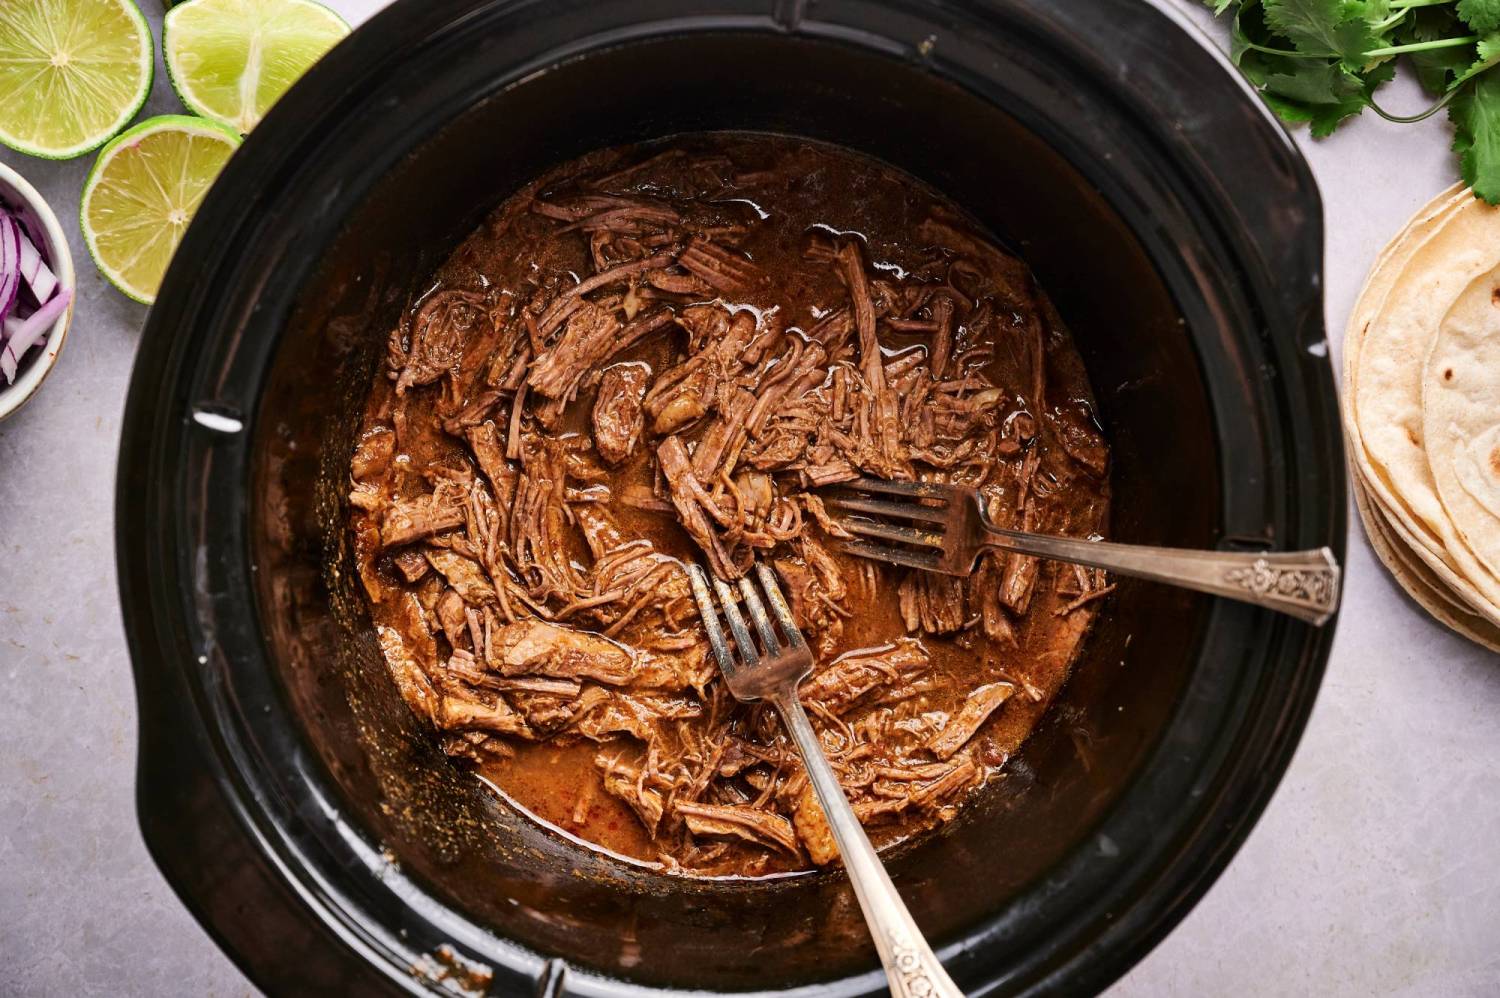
[116,0,1344,994]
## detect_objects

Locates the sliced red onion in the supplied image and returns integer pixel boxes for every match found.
[0,214,18,323]
[16,227,56,303]
[1,287,69,384]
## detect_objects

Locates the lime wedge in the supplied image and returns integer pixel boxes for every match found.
[0,0,153,159]
[80,115,241,304]
[164,0,349,134]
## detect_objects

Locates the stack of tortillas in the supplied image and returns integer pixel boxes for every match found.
[1345,182,1500,652]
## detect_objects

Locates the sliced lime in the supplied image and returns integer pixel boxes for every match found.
[80,115,241,304]
[0,0,153,159]
[164,0,349,134]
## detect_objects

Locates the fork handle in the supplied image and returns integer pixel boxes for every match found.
[977,528,1341,625]
[772,693,963,998]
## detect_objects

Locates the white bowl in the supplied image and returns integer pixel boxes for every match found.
[0,161,75,422]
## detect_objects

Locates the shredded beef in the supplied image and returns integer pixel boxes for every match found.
[350,134,1109,877]
[591,363,650,466]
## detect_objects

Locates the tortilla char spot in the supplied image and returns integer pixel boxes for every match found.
[1492,286,1500,306]
[1490,444,1500,476]
[1445,368,1455,381]
[1406,427,1422,447]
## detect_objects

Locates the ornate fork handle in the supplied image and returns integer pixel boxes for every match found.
[772,694,963,998]
[978,528,1340,626]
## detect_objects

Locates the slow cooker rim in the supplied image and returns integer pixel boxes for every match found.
[116,1,1342,995]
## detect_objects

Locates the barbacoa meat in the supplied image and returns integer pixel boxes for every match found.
[489,619,634,684]
[379,489,466,549]
[591,363,649,465]
[349,134,1110,877]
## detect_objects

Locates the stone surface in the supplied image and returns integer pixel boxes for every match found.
[0,1,1495,994]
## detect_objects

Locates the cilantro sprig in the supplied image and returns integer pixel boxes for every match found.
[1208,0,1500,201]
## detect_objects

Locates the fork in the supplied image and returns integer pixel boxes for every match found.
[687,562,964,998]
[822,477,1341,625]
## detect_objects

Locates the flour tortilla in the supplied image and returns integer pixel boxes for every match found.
[1343,184,1500,636]
[1342,183,1466,384]
[1350,451,1470,616]
[1353,441,1500,628]
[1341,184,1495,611]
[1423,268,1500,582]
[1343,184,1468,476]
[1369,476,1500,628]
[1351,470,1500,652]
[1350,192,1500,610]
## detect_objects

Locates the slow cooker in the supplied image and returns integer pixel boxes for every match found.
[117,0,1344,993]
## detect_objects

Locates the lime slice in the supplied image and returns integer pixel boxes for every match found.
[164,0,349,134]
[0,0,153,159]
[80,115,241,304]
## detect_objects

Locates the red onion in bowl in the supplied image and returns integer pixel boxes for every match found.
[1,288,71,383]
[16,227,57,304]
[0,202,70,386]
[0,163,74,420]
[0,214,18,322]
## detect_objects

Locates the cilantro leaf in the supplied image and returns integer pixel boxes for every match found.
[1452,31,1500,87]
[1264,61,1366,102]
[1263,92,1368,135]
[1263,60,1394,136]
[1229,8,1261,66]
[1404,7,1477,93]
[1410,46,1476,93]
[1263,0,1381,69]
[1228,0,1311,84]
[1451,71,1500,201]
[1458,0,1500,33]
[1205,1,1500,198]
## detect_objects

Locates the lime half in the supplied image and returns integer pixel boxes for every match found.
[80,115,241,304]
[164,0,349,134]
[0,0,153,159]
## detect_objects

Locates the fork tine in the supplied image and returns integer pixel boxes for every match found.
[831,538,948,574]
[738,575,781,651]
[836,516,946,549]
[846,476,951,500]
[712,574,761,666]
[754,562,808,650]
[688,565,738,676]
[823,494,950,525]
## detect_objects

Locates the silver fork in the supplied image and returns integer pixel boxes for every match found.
[823,477,1341,625]
[687,562,963,998]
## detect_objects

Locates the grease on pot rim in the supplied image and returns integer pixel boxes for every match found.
[410,943,493,997]
[347,134,1111,877]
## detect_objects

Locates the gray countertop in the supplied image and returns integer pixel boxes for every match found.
[2,1,1496,994]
